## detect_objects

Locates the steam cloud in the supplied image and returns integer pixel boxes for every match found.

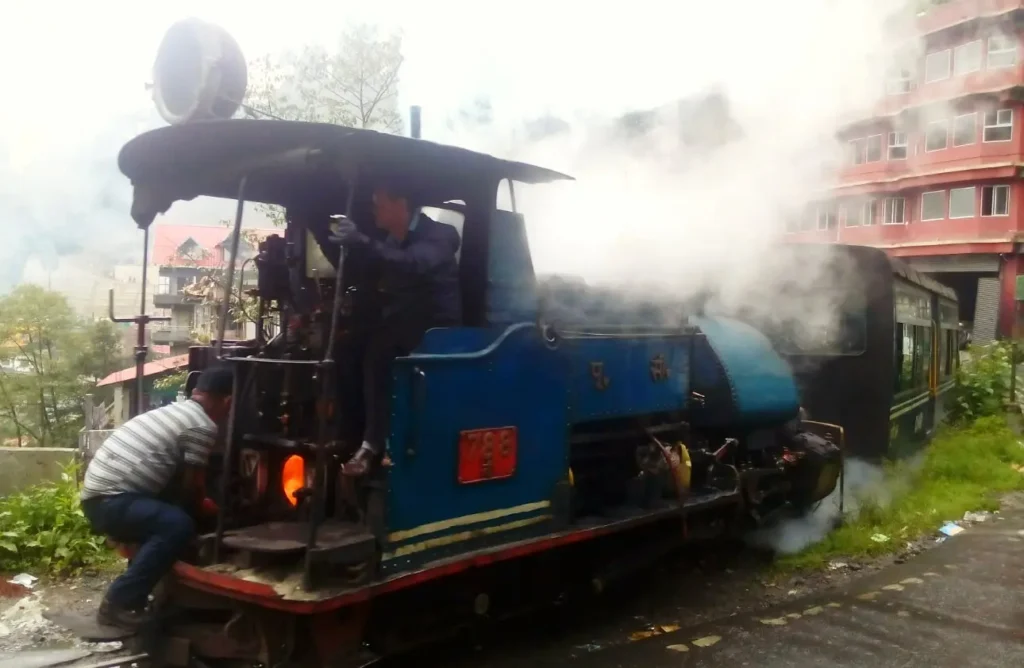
[430,0,914,337]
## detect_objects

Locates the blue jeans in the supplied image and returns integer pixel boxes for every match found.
[82,493,195,610]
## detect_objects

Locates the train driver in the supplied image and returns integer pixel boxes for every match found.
[329,180,462,476]
[80,366,234,630]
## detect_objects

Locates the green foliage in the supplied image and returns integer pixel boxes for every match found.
[948,341,1012,424]
[0,285,124,447]
[244,23,404,229]
[0,462,112,574]
[776,416,1024,572]
[153,369,187,392]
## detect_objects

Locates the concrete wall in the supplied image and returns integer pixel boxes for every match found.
[0,447,78,497]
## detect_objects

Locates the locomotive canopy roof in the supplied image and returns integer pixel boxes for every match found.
[118,119,575,228]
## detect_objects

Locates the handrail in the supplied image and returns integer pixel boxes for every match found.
[393,322,537,364]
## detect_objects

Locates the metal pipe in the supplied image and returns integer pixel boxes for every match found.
[134,226,151,416]
[304,170,358,588]
[212,364,241,563]
[410,105,422,139]
[216,176,249,359]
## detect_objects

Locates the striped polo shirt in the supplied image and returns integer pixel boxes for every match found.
[82,400,218,501]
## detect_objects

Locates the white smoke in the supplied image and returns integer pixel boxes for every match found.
[747,458,890,555]
[424,0,915,329]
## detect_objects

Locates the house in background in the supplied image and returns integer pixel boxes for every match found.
[151,225,276,354]
[789,0,1024,344]
[95,353,190,425]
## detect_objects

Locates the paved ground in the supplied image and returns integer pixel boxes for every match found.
[559,502,1024,667]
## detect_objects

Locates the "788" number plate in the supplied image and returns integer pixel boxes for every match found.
[457,427,518,484]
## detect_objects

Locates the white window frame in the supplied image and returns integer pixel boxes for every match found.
[920,190,946,221]
[948,186,976,219]
[925,120,949,152]
[888,132,908,160]
[815,204,838,231]
[925,49,952,83]
[865,134,883,162]
[848,138,866,165]
[987,35,1018,69]
[983,109,1013,142]
[981,184,1011,217]
[952,112,977,146]
[886,68,913,95]
[883,197,907,225]
[954,40,983,76]
[862,199,876,226]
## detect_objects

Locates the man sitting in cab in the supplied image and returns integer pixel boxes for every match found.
[329,180,462,476]
[80,366,234,629]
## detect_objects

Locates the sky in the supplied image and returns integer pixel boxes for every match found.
[0,0,904,304]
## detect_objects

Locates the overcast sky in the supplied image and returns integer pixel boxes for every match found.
[2,0,898,295]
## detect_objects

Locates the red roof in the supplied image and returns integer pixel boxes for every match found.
[97,353,190,388]
[151,225,277,268]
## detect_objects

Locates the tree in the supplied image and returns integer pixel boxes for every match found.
[74,320,128,385]
[0,285,122,447]
[246,24,404,132]
[244,23,405,227]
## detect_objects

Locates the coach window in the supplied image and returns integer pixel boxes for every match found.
[894,286,933,395]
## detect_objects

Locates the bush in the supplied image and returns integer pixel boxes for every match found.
[948,341,1013,424]
[0,462,111,574]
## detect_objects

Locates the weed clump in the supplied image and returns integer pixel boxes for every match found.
[0,462,112,575]
[777,416,1024,571]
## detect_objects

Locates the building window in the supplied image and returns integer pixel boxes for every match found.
[886,69,913,95]
[883,197,906,225]
[981,185,1010,216]
[983,109,1013,142]
[888,132,908,160]
[816,204,838,231]
[987,35,1018,69]
[925,49,952,82]
[925,121,949,151]
[921,191,946,221]
[865,134,883,162]
[848,139,865,165]
[952,113,977,146]
[948,186,976,218]
[954,40,983,75]
[157,275,171,295]
[843,200,873,227]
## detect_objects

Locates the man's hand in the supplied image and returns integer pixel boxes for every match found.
[328,217,370,248]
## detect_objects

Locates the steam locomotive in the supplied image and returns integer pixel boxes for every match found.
[104,18,848,667]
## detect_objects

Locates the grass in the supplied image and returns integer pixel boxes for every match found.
[774,415,1024,572]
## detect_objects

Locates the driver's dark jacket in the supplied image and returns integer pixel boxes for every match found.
[315,213,462,329]
[369,213,462,327]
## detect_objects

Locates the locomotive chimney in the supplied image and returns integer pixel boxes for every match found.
[410,105,422,139]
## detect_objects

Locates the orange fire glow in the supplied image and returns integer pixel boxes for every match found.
[282,455,305,506]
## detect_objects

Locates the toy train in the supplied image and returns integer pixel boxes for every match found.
[99,18,861,668]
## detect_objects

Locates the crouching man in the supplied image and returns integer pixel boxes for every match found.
[80,366,234,630]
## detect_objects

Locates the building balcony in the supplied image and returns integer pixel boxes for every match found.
[151,326,194,346]
[916,0,1024,37]
[871,71,1024,123]
[790,216,1020,255]
[153,292,188,307]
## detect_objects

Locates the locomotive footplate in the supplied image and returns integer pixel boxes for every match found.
[217,520,375,568]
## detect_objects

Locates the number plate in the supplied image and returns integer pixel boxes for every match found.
[457,427,518,484]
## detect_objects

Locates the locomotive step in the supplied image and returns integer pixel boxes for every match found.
[220,520,376,564]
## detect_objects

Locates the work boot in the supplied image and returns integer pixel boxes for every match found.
[97,597,146,631]
[341,444,376,477]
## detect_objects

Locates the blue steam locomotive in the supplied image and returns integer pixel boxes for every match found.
[104,18,846,668]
